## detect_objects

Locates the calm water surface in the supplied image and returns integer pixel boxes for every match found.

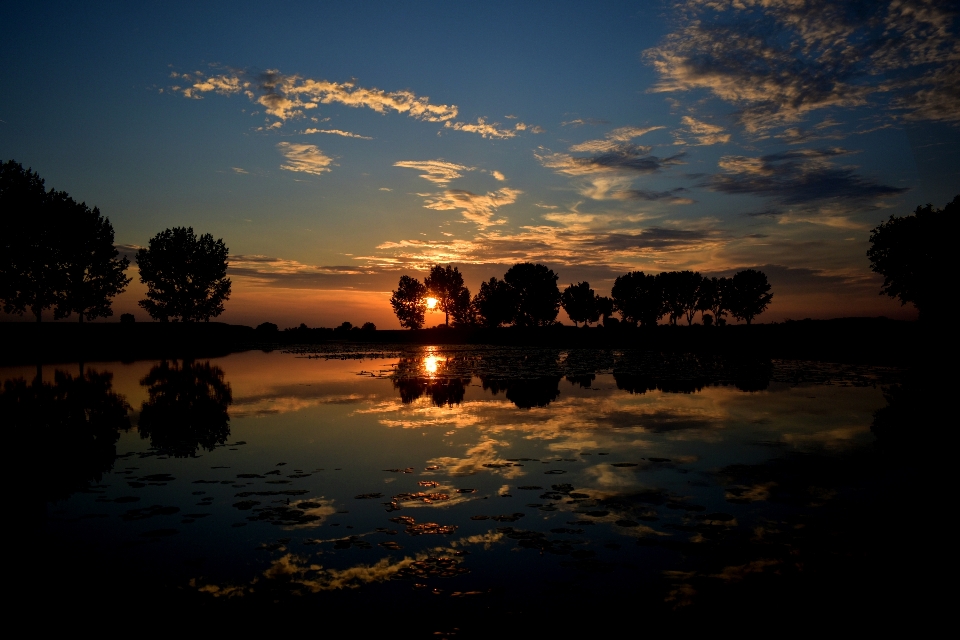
[10,347,900,624]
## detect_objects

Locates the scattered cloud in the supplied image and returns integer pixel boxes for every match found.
[645,0,960,132]
[422,188,522,227]
[231,167,248,174]
[303,128,372,139]
[277,142,335,176]
[561,118,610,127]
[490,170,506,181]
[676,116,730,146]
[394,160,474,185]
[443,117,516,139]
[706,147,907,206]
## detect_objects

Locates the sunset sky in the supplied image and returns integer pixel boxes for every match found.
[2,1,957,327]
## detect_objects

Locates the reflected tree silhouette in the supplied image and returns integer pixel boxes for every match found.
[1,368,130,501]
[393,377,470,407]
[137,360,233,457]
[391,354,470,407]
[481,377,562,408]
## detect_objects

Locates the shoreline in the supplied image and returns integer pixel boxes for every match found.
[0,316,918,366]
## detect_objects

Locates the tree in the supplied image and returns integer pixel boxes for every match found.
[611,271,663,326]
[867,196,954,322]
[561,281,599,326]
[729,269,773,324]
[1,161,60,321]
[697,276,731,325]
[1,161,129,322]
[424,264,469,326]
[136,227,231,322]
[390,275,427,329]
[53,195,130,322]
[657,271,702,325]
[503,262,561,327]
[595,295,615,326]
[449,286,474,326]
[472,277,515,328]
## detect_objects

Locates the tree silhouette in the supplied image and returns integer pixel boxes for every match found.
[136,227,231,322]
[612,271,663,326]
[729,269,773,324]
[137,360,232,457]
[390,275,427,329]
[696,276,731,325]
[561,281,599,326]
[449,286,474,326]
[1,161,130,323]
[424,264,469,327]
[473,277,515,328]
[658,271,703,325]
[867,196,954,322]
[596,295,615,326]
[1,161,53,321]
[503,262,561,327]
[53,194,130,322]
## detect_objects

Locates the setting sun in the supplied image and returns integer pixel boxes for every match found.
[426,297,438,310]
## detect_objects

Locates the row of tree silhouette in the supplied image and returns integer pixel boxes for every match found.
[391,263,772,329]
[2,360,233,501]
[392,365,772,410]
[1,161,231,322]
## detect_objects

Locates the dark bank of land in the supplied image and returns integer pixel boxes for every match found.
[0,316,918,366]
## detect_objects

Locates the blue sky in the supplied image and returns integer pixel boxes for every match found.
[2,1,957,327]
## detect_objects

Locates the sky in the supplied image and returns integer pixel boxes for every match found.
[2,0,958,328]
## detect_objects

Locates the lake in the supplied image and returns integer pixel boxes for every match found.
[9,346,911,631]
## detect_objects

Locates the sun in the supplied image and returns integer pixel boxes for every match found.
[426,297,438,310]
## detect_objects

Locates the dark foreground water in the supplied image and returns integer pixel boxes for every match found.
[7,346,934,632]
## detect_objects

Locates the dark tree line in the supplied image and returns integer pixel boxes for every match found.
[1,161,130,321]
[1,160,232,323]
[391,262,773,329]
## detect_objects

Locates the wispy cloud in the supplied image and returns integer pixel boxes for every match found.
[393,160,474,185]
[277,142,335,175]
[675,116,730,146]
[172,67,458,123]
[645,0,960,132]
[561,118,610,127]
[232,167,248,174]
[706,147,907,206]
[303,128,372,139]
[422,188,522,227]
[443,118,517,139]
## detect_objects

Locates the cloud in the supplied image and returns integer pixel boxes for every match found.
[276,142,335,175]
[229,254,366,286]
[394,160,474,185]
[676,116,730,146]
[490,170,506,181]
[561,118,610,127]
[303,128,372,139]
[443,117,516,139]
[422,188,522,227]
[537,147,684,177]
[645,0,960,131]
[232,167,248,174]
[706,147,907,205]
[173,67,457,122]
[568,125,664,153]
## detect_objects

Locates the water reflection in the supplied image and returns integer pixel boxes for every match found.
[1,367,130,501]
[21,348,913,628]
[137,360,233,457]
